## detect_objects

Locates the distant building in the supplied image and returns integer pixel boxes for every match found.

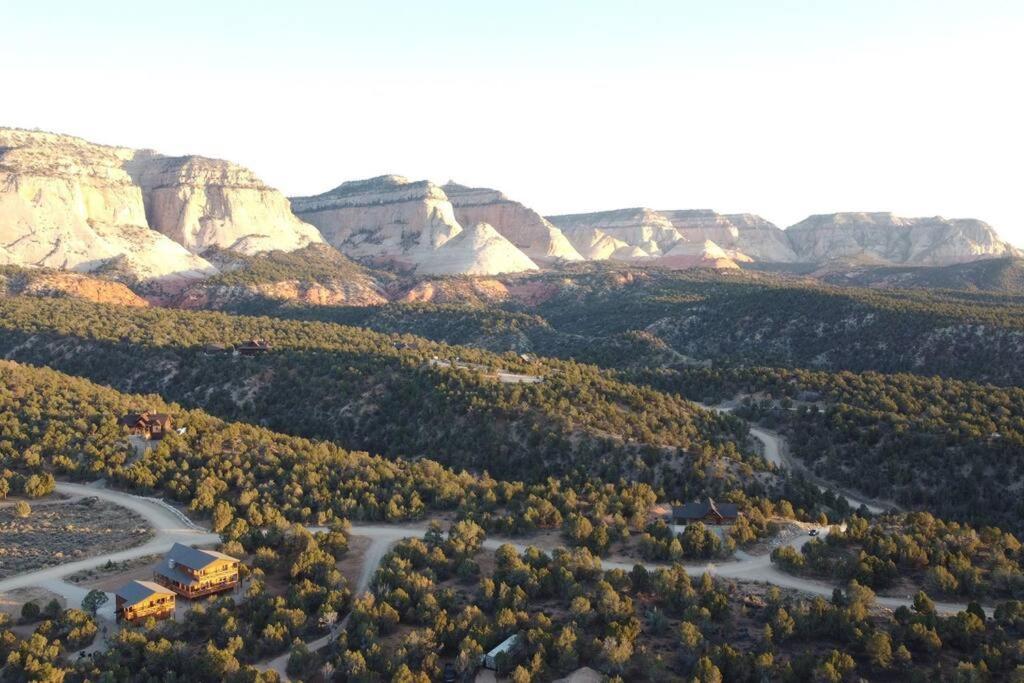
[154,543,240,599]
[235,338,272,356]
[119,411,173,440]
[115,580,176,622]
[483,633,521,670]
[672,498,739,525]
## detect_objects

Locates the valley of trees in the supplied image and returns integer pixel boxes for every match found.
[216,266,1024,384]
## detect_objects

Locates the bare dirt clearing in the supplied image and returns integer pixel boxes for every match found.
[0,498,152,579]
[65,554,162,591]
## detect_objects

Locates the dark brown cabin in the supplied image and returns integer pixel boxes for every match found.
[119,411,173,440]
[235,338,272,356]
[671,498,739,525]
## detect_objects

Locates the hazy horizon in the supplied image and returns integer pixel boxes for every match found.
[5,0,1023,245]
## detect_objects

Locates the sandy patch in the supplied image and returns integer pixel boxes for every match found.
[0,498,152,579]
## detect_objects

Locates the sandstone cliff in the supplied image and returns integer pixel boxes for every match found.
[442,182,583,262]
[548,208,683,257]
[0,128,216,282]
[652,239,740,270]
[661,210,794,262]
[785,213,1021,265]
[290,176,539,276]
[0,266,149,307]
[418,222,539,276]
[0,128,328,284]
[170,243,388,308]
[125,152,324,255]
[291,175,462,268]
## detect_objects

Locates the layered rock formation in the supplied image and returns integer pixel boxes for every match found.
[125,152,324,255]
[549,208,683,258]
[661,210,795,262]
[0,128,327,284]
[0,129,215,282]
[653,239,740,270]
[785,213,1021,265]
[442,182,583,262]
[418,222,539,276]
[0,267,149,307]
[291,176,539,276]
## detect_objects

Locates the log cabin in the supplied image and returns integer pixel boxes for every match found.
[154,543,240,599]
[115,580,176,622]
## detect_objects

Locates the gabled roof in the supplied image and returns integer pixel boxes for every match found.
[236,338,272,349]
[673,498,739,520]
[119,411,172,428]
[165,542,238,572]
[116,580,175,604]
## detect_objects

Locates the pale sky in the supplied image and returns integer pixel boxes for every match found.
[5,0,1023,245]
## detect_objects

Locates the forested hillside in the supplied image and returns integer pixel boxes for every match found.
[0,297,767,504]
[210,266,1024,384]
[635,365,1024,534]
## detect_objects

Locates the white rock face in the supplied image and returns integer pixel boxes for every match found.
[125,152,324,255]
[418,222,539,275]
[549,208,683,256]
[291,176,539,276]
[661,210,795,262]
[0,129,215,282]
[786,213,1021,265]
[291,176,462,268]
[555,228,632,260]
[652,239,740,270]
[442,182,583,262]
[0,128,328,283]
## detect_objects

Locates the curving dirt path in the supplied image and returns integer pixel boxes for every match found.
[0,481,218,642]
[703,402,888,514]
[0,478,972,679]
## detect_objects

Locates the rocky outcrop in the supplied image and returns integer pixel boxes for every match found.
[125,152,324,255]
[558,228,634,260]
[398,278,511,304]
[0,128,327,285]
[442,182,583,262]
[661,210,794,262]
[291,175,463,268]
[785,213,1020,265]
[652,239,740,270]
[0,129,216,283]
[549,208,682,257]
[0,267,149,306]
[291,176,539,276]
[172,279,387,309]
[418,222,539,276]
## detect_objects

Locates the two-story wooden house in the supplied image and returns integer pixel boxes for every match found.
[154,543,240,599]
[119,411,173,440]
[115,580,176,622]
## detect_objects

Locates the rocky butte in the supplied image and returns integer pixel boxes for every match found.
[290,175,540,276]
[785,212,1021,265]
[441,181,583,262]
[0,128,324,285]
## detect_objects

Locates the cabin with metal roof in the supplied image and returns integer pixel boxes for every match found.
[115,580,175,622]
[154,543,240,599]
[671,498,739,525]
